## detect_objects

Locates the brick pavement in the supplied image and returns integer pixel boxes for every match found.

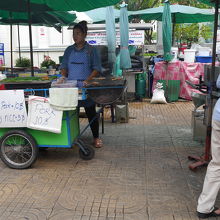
[0,100,217,220]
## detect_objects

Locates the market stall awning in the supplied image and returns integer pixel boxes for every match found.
[0,0,121,12]
[128,4,214,23]
[0,0,121,76]
[0,10,76,26]
[70,7,120,24]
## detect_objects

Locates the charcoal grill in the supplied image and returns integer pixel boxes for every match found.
[85,77,127,105]
[83,77,127,133]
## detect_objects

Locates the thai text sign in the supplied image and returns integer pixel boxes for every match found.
[86,30,145,46]
[27,96,63,133]
[0,90,27,127]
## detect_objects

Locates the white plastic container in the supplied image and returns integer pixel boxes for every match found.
[0,74,6,81]
[171,47,178,61]
[197,47,211,56]
[184,49,196,63]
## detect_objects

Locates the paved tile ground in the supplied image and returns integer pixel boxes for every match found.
[0,100,218,220]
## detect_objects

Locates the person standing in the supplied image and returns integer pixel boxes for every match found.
[60,20,103,148]
[197,74,220,218]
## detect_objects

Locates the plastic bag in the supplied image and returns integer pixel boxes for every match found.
[151,82,167,104]
[51,79,77,88]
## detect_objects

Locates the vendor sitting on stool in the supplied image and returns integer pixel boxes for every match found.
[197,73,220,218]
[60,20,103,148]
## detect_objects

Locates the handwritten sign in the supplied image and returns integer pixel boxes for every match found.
[27,96,63,133]
[0,90,27,127]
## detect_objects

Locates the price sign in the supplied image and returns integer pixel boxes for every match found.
[0,90,27,127]
[27,96,63,133]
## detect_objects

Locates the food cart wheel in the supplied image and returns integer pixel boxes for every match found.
[79,145,95,160]
[0,130,38,169]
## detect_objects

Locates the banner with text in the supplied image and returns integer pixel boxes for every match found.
[86,30,145,46]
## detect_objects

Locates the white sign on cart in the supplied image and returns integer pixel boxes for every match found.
[0,90,27,127]
[27,96,63,133]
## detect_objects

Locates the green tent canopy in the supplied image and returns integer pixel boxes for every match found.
[0,0,121,12]
[0,0,121,76]
[68,7,120,24]
[0,10,76,26]
[73,4,213,24]
[129,4,214,23]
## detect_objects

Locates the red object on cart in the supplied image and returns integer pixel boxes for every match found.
[179,47,187,54]
[0,84,5,90]
[179,43,188,54]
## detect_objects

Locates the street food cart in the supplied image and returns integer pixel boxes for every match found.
[0,77,126,169]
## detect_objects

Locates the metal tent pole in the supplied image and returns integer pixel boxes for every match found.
[188,0,219,170]
[204,0,219,161]
[17,24,21,61]
[27,0,34,76]
[10,12,13,74]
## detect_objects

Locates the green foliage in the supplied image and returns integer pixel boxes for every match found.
[115,0,160,11]
[152,32,157,41]
[200,24,213,40]
[174,23,212,45]
[15,57,31,67]
[116,0,211,10]
[169,0,211,8]
[2,76,57,83]
[40,58,56,69]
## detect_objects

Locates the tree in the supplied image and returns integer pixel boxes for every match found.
[126,0,211,10]
[15,57,31,68]
[127,0,160,11]
[118,0,211,44]
[174,23,212,46]
[169,0,210,8]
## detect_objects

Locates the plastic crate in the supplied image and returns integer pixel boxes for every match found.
[158,79,180,102]
[195,56,212,63]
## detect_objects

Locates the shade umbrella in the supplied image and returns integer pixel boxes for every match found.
[0,0,121,76]
[119,2,131,70]
[0,10,76,73]
[106,6,116,74]
[128,4,214,23]
[0,0,121,12]
[70,5,213,24]
[0,10,76,27]
[162,0,173,62]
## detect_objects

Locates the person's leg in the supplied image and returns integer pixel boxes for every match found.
[197,120,220,214]
[84,104,99,138]
[84,105,103,148]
